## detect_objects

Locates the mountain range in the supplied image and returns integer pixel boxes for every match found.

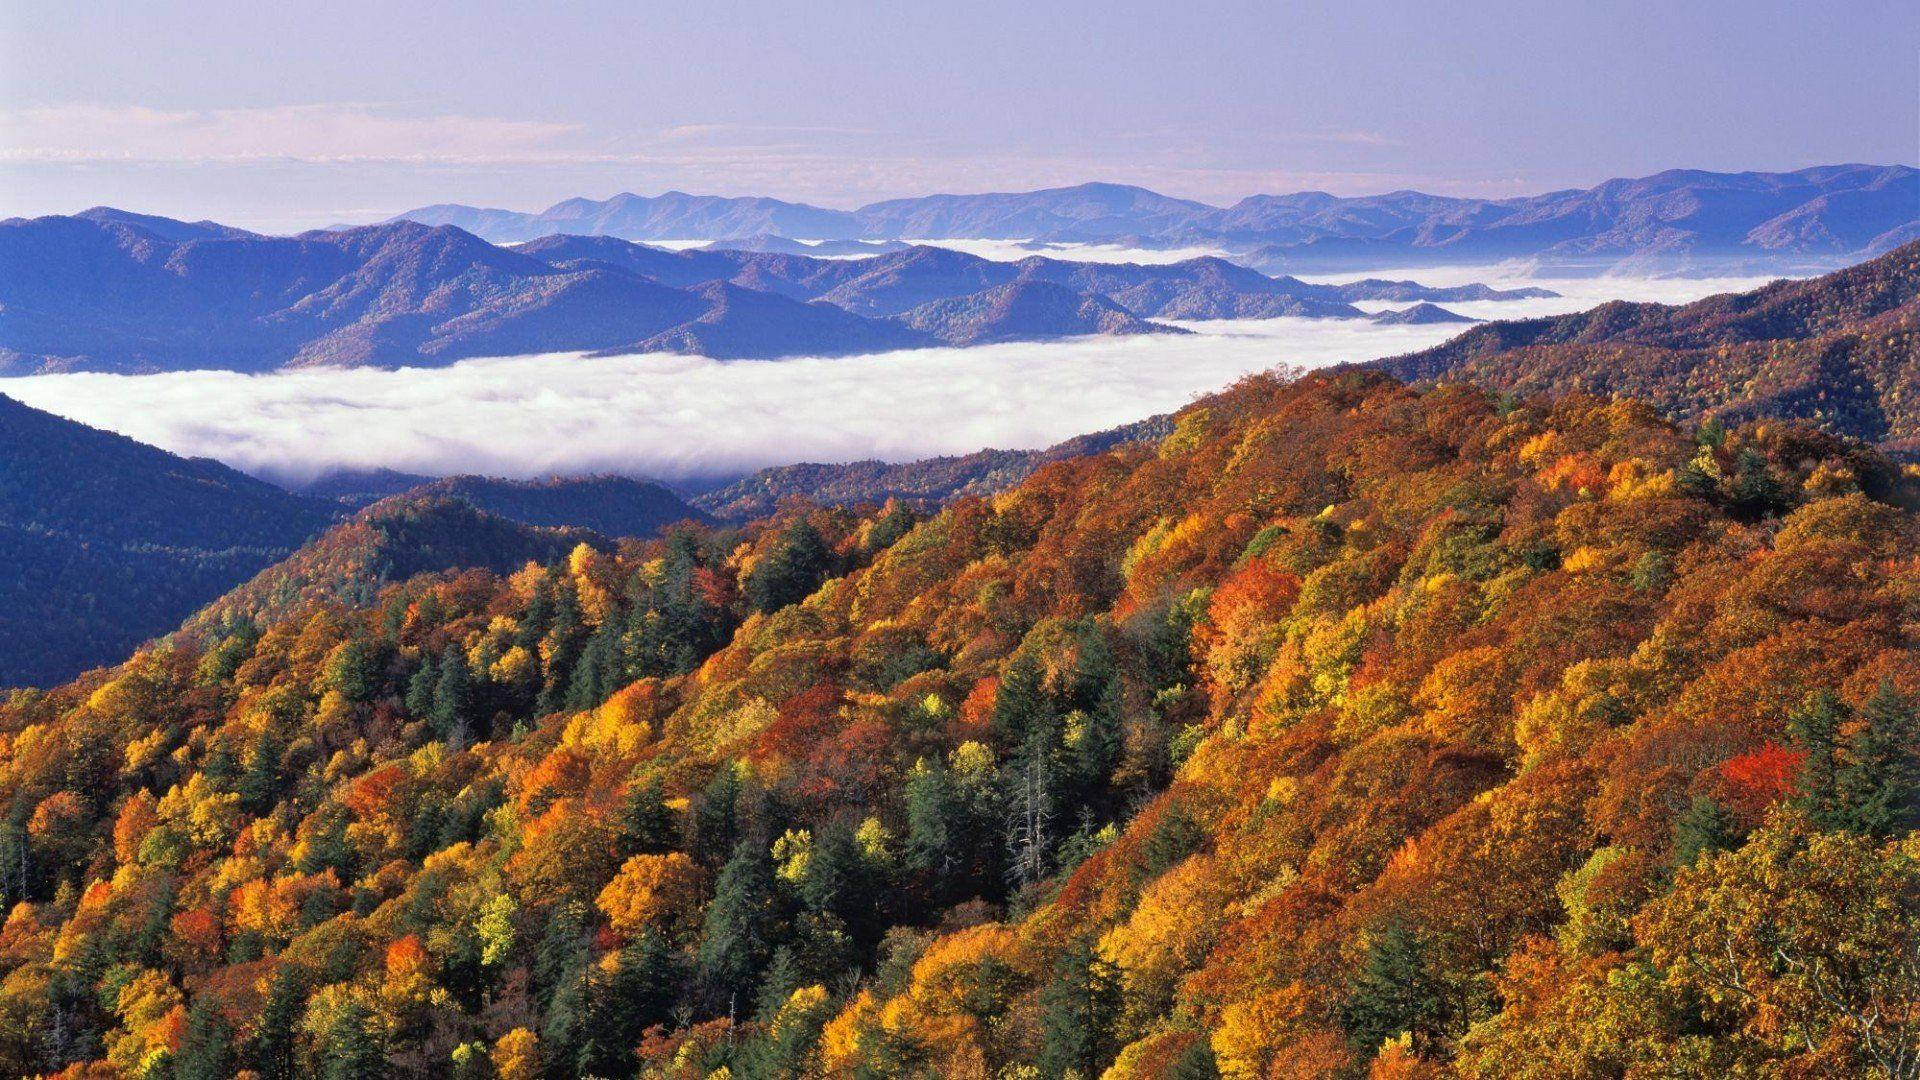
[0,210,1527,373]
[393,164,1919,273]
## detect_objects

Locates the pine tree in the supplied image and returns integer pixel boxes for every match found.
[173,998,232,1080]
[617,776,675,856]
[319,999,388,1080]
[690,766,742,867]
[1789,689,1849,830]
[431,645,475,746]
[993,651,1050,743]
[744,519,835,614]
[1833,681,1920,838]
[404,652,439,717]
[905,758,963,899]
[698,839,781,1009]
[1169,1036,1221,1080]
[1037,938,1121,1079]
[245,967,303,1080]
[1672,794,1739,868]
[566,615,623,710]
[1338,921,1443,1056]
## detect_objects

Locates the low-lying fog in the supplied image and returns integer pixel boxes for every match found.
[3,256,1790,486]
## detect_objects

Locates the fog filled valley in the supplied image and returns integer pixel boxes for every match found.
[2,253,1784,487]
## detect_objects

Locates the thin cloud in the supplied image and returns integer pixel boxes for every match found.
[0,103,584,165]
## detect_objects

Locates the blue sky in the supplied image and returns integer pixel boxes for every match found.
[2,0,1914,230]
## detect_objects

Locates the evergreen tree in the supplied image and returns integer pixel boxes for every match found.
[1338,921,1444,1056]
[404,652,439,717]
[617,775,676,856]
[237,724,288,814]
[1833,681,1920,838]
[1672,794,1739,868]
[1169,1036,1222,1080]
[431,645,475,746]
[698,840,782,1011]
[577,930,687,1079]
[534,902,590,1010]
[744,519,835,614]
[1789,689,1849,830]
[173,998,232,1080]
[245,966,303,1080]
[689,766,742,867]
[318,999,388,1080]
[905,757,964,899]
[798,820,872,942]
[538,584,586,715]
[993,651,1050,743]
[518,575,557,648]
[1037,938,1121,1080]
[566,615,623,710]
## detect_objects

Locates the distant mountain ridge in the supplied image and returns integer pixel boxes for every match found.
[390,164,1918,273]
[690,415,1173,520]
[0,212,1531,373]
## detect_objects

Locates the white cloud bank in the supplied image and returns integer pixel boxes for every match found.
[0,269,1786,486]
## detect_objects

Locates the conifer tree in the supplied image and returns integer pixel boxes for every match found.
[1789,689,1849,829]
[244,967,303,1080]
[1338,921,1444,1056]
[1833,681,1920,838]
[318,999,388,1080]
[618,775,676,856]
[1037,938,1121,1079]
[173,998,232,1080]
[699,839,782,1010]
[404,652,439,717]
[431,645,475,745]
[1672,794,1739,867]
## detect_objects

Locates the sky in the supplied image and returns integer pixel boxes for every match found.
[1,0,1916,231]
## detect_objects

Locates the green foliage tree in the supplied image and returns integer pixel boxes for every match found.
[1339,921,1445,1058]
[1037,938,1121,1079]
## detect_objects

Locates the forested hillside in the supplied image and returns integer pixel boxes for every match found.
[1375,239,1920,458]
[0,395,334,688]
[2,363,1916,1077]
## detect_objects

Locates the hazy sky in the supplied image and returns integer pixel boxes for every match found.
[3,0,1915,231]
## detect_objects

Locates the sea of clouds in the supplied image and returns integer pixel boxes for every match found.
[1,254,1789,486]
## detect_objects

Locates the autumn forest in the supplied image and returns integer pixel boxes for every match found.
[0,239,1916,1079]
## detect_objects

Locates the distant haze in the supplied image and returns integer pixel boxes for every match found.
[2,1,1914,230]
[2,269,1785,485]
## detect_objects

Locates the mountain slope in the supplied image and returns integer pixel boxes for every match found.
[1373,240,1920,456]
[184,494,607,634]
[0,394,334,686]
[408,475,713,538]
[895,280,1178,344]
[4,365,1916,1077]
[691,415,1173,520]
